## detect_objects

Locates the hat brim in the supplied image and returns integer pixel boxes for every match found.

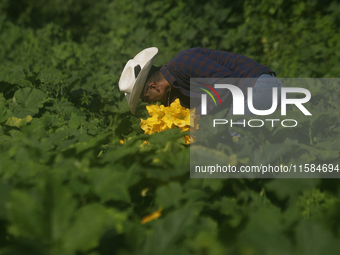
[127,55,157,114]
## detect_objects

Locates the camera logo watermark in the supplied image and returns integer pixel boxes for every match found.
[190,78,339,179]
[201,84,312,116]
[198,83,312,128]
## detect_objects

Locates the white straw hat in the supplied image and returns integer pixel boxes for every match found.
[119,47,159,114]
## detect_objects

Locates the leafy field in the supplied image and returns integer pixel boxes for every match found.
[1,0,340,254]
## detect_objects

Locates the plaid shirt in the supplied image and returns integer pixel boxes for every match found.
[160,47,274,112]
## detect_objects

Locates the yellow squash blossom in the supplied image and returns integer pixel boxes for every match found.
[140,99,199,144]
[141,208,162,224]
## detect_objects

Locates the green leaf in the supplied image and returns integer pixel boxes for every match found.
[62,204,112,253]
[68,113,86,129]
[185,217,225,255]
[11,88,47,117]
[299,144,340,161]
[249,143,292,166]
[266,179,319,201]
[142,207,197,255]
[90,167,135,202]
[36,68,63,85]
[42,173,77,243]
[296,220,340,255]
[0,66,32,87]
[0,94,12,123]
[7,190,45,239]
[238,207,293,255]
[0,182,11,219]
[156,182,183,209]
[7,173,77,244]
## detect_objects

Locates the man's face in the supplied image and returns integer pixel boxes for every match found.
[140,79,171,104]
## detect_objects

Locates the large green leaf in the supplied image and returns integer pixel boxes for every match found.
[266,179,319,201]
[11,88,47,117]
[62,204,124,253]
[295,220,340,255]
[7,190,46,239]
[7,174,77,243]
[90,166,137,202]
[142,207,198,255]
[156,182,183,209]
[238,207,293,255]
[0,182,11,219]
[0,94,12,123]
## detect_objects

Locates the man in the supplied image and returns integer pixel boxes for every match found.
[119,47,282,115]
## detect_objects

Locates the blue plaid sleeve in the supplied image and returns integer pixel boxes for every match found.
[160,47,274,112]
